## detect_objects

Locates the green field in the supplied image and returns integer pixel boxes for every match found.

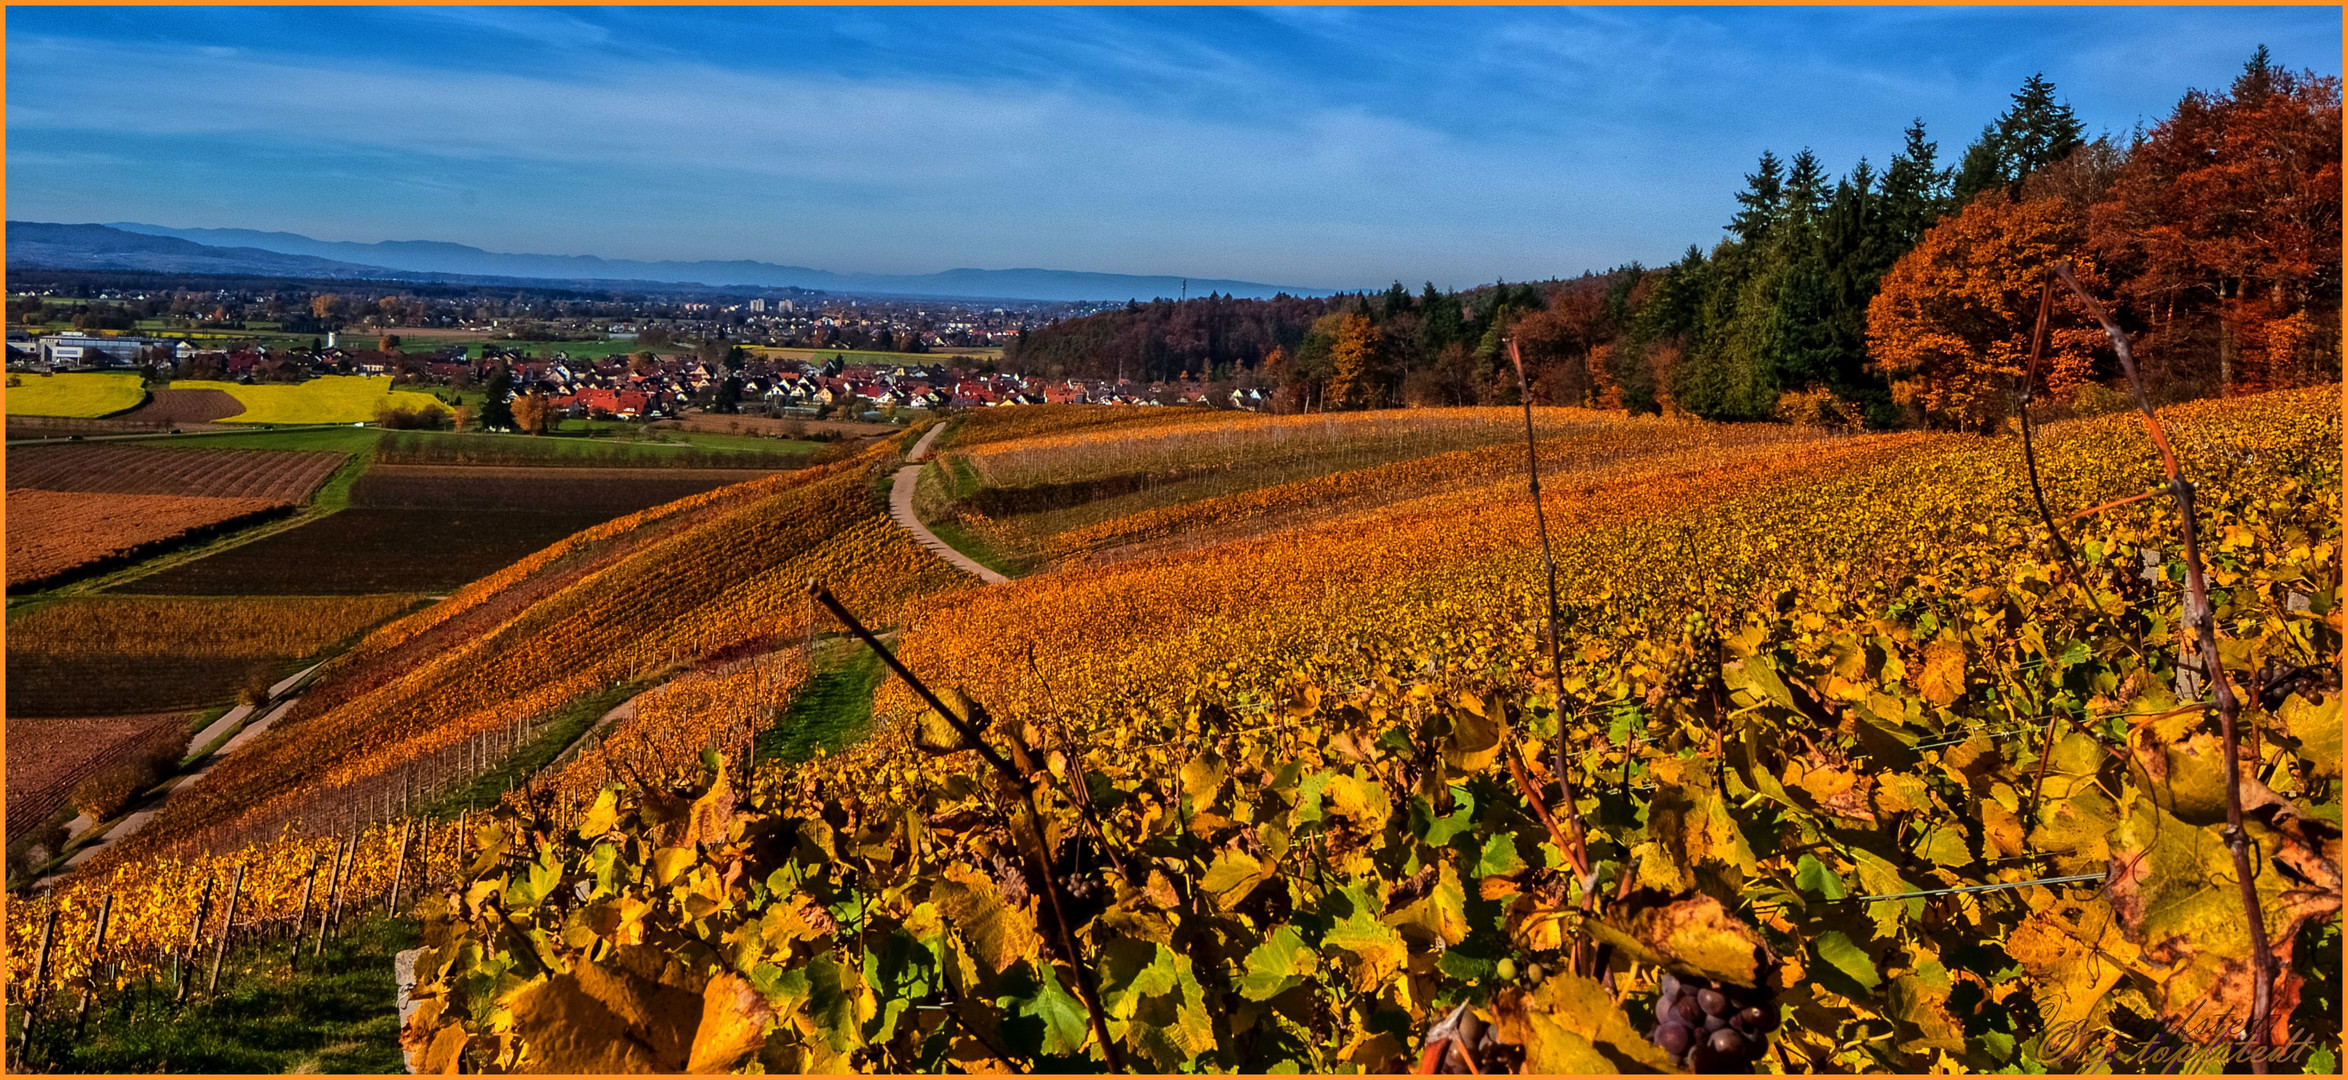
[749,346,999,366]
[629,428,823,455]
[143,427,384,454]
[172,376,446,424]
[144,327,320,351]
[752,641,887,764]
[4,372,147,417]
[563,418,832,453]
[378,426,822,466]
[454,339,649,360]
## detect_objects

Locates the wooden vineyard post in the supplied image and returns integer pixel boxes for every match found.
[315,836,347,956]
[74,893,115,1038]
[20,905,59,1066]
[327,833,353,934]
[176,877,214,1003]
[291,851,322,968]
[387,819,415,915]
[206,864,246,994]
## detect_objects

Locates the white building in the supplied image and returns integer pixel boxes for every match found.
[36,333,180,370]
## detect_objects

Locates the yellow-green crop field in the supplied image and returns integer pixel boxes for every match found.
[172,376,446,425]
[3,372,148,417]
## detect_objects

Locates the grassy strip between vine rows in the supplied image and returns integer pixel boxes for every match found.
[14,915,415,1074]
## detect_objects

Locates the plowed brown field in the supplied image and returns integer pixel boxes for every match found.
[7,445,343,499]
[4,490,291,589]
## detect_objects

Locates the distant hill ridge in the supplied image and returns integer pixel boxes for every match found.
[43,221,1334,302]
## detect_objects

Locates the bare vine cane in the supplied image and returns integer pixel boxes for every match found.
[2049,261,2278,1062]
[2017,271,2106,837]
[1506,339,1600,974]
[807,580,1128,1073]
[2015,273,2095,593]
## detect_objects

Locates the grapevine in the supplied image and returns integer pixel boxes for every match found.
[13,388,2338,1073]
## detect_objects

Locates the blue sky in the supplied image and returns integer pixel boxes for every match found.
[8,6,2337,291]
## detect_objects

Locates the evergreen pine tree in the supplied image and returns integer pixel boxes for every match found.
[2003,73,2085,175]
[1950,124,2008,206]
[1817,163,1899,422]
[2234,43,2275,99]
[1700,149,1831,419]
[480,363,516,430]
[1877,119,1951,249]
[1782,149,1831,228]
[1382,281,1414,319]
[1476,298,1514,402]
[1418,283,1460,358]
[1602,263,1643,328]
[1952,73,2085,204]
[1730,151,1786,243]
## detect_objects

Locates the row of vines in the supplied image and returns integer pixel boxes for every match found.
[10,390,2336,1072]
[377,387,2339,1071]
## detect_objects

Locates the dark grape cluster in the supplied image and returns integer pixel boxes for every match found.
[1649,973,1773,1072]
[1056,864,1111,927]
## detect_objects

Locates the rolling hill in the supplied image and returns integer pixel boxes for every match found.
[95,221,1336,302]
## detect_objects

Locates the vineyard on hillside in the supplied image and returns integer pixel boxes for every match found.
[6,594,422,718]
[379,386,2338,1072]
[926,405,1878,568]
[73,430,968,873]
[9,389,2338,1073]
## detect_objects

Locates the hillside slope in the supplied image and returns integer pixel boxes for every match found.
[94,433,972,866]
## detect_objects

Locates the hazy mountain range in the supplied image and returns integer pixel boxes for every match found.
[6,220,1331,303]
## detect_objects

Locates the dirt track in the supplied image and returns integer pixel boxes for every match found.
[886,423,1008,586]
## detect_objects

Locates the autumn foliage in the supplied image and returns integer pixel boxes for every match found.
[1008,56,2333,427]
[1869,53,2341,425]
[2090,53,2343,393]
[1865,194,2108,431]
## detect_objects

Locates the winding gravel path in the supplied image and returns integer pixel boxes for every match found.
[888,422,1008,586]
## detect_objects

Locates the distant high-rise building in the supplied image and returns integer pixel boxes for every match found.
[750,299,766,313]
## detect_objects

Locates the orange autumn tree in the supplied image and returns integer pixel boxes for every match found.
[1321,312,1387,409]
[510,392,551,435]
[1864,192,2107,431]
[2089,49,2342,394]
[1510,283,1617,406]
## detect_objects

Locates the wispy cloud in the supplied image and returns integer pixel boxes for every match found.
[6,6,2335,287]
